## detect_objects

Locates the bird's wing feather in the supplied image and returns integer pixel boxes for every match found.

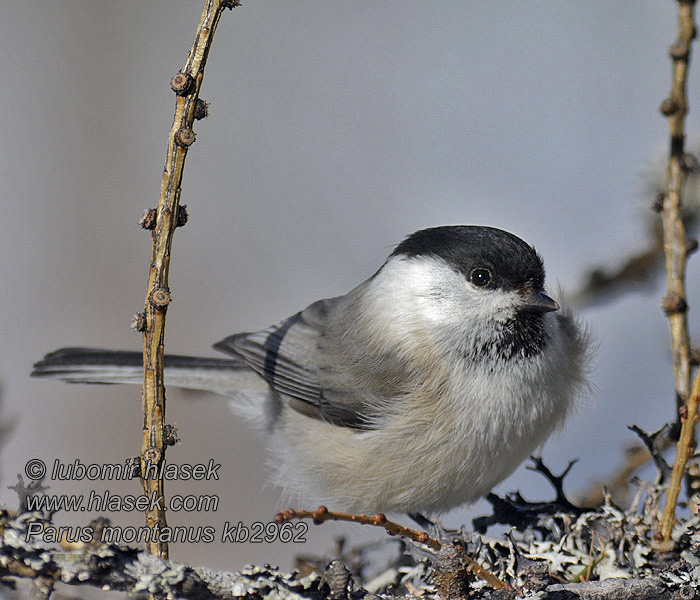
[213,293,383,429]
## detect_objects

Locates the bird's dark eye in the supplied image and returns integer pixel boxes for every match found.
[470,268,491,287]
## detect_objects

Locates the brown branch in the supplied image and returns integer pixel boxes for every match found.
[661,0,695,417]
[658,0,698,544]
[274,506,508,590]
[661,375,700,543]
[569,236,664,309]
[140,0,238,562]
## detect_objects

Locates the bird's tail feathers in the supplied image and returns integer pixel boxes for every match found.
[31,347,266,397]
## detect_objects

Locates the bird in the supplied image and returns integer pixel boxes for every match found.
[32,225,590,516]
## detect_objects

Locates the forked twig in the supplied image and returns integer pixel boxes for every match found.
[629,424,673,483]
[274,506,508,590]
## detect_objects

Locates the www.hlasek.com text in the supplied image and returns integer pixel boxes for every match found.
[26,489,218,513]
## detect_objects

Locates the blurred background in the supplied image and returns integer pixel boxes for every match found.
[2,0,700,588]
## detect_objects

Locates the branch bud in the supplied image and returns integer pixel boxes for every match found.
[163,424,180,447]
[660,97,680,116]
[131,312,147,332]
[139,208,157,230]
[150,287,171,310]
[194,99,209,120]
[663,293,688,315]
[176,205,189,228]
[175,127,196,148]
[652,192,665,213]
[682,153,700,173]
[170,72,194,96]
[142,446,162,464]
[669,40,690,60]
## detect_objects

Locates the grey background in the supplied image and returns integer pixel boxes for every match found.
[2,0,699,581]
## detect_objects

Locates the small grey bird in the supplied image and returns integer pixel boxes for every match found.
[33,226,590,515]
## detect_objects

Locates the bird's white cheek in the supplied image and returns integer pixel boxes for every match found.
[356,257,522,364]
[451,287,521,324]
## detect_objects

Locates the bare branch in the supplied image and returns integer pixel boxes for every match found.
[629,424,674,483]
[657,0,699,543]
[274,506,509,590]
[139,0,237,562]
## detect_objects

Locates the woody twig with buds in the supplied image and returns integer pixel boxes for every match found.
[274,506,509,590]
[657,0,699,545]
[138,0,239,566]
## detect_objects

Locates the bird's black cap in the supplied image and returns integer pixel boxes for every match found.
[391,226,545,291]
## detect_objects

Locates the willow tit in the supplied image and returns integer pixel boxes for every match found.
[33,226,590,515]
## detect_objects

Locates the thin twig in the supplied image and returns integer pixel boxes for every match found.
[659,1,695,420]
[660,375,700,544]
[526,457,581,512]
[658,0,698,543]
[274,506,508,590]
[628,424,674,483]
[140,0,238,562]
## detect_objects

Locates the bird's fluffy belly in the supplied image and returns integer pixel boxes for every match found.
[268,361,569,514]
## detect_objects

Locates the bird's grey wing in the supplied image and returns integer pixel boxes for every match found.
[213,295,376,429]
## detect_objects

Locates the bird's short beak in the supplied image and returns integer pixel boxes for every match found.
[520,290,560,313]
